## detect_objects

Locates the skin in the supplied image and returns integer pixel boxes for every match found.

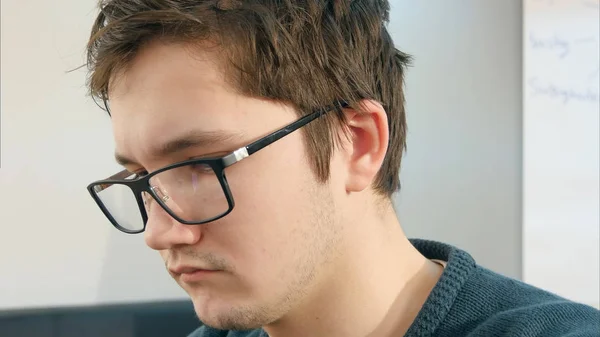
[108,40,444,337]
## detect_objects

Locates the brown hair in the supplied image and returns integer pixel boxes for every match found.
[86,0,411,196]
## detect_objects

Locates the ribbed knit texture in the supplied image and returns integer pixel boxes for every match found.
[188,239,600,337]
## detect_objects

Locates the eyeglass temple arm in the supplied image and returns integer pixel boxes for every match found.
[221,102,347,167]
[92,169,134,192]
[222,113,315,167]
[249,109,330,153]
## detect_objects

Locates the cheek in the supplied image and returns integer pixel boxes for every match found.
[211,135,316,269]
[229,132,311,216]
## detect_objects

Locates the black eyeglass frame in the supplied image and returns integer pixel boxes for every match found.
[87,102,347,234]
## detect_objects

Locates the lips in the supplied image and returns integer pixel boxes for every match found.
[169,266,221,283]
[169,265,214,275]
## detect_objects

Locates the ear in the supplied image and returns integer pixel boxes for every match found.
[341,100,389,193]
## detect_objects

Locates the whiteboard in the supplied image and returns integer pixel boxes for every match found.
[523,0,600,308]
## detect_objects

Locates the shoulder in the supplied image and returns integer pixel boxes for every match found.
[455,267,600,337]
[186,325,264,337]
[474,299,600,336]
[407,240,599,337]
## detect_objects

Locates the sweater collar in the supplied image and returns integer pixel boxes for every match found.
[404,239,477,337]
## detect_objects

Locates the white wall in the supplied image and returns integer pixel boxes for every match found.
[0,0,187,311]
[1,0,529,311]
[391,1,524,279]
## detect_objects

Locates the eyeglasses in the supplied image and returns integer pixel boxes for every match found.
[87,102,346,234]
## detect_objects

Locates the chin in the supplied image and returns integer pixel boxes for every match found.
[191,296,270,331]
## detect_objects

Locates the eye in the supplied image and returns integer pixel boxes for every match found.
[190,163,214,174]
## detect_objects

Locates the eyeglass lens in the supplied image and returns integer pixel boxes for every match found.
[94,163,229,231]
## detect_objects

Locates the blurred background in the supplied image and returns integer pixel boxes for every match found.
[1,0,598,336]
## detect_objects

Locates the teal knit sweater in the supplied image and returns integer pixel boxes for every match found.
[188,239,600,337]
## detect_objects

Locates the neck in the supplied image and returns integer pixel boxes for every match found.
[262,198,443,337]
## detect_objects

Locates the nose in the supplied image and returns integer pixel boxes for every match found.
[143,196,202,251]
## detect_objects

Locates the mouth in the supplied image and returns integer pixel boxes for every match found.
[169,266,221,283]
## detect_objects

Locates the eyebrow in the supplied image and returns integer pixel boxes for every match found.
[114,129,244,166]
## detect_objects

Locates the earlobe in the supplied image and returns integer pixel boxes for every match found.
[343,100,389,193]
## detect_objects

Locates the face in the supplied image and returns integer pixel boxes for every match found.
[108,41,343,330]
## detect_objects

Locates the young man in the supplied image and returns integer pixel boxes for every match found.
[84,1,600,336]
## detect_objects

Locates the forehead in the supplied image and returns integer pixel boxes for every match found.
[107,42,248,166]
[109,42,234,129]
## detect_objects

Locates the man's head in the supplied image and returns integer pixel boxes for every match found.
[86,0,410,330]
